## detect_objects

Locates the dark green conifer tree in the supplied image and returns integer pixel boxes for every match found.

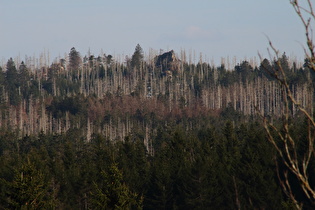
[5,158,54,209]
[18,61,31,99]
[5,58,20,105]
[131,44,144,70]
[68,47,82,71]
[91,162,143,209]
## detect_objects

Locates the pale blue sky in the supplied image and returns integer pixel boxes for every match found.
[0,0,307,65]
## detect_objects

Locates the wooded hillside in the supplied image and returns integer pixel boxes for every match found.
[0,47,313,142]
[0,46,314,209]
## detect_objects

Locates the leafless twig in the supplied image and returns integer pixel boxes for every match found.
[258,1,315,208]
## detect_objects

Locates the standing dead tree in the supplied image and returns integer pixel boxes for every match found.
[259,0,315,209]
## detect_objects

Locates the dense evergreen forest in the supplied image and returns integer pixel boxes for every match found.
[0,45,314,209]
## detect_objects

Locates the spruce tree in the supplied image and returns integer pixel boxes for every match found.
[68,47,82,71]
[91,162,143,209]
[5,158,54,209]
[5,58,20,105]
[131,44,144,70]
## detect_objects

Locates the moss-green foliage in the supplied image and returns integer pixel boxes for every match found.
[0,118,298,209]
[91,163,143,210]
[4,159,54,209]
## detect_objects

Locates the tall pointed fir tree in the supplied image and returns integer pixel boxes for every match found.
[68,47,82,71]
[5,58,20,105]
[131,44,144,70]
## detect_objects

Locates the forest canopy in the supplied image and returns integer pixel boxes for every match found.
[0,45,313,208]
